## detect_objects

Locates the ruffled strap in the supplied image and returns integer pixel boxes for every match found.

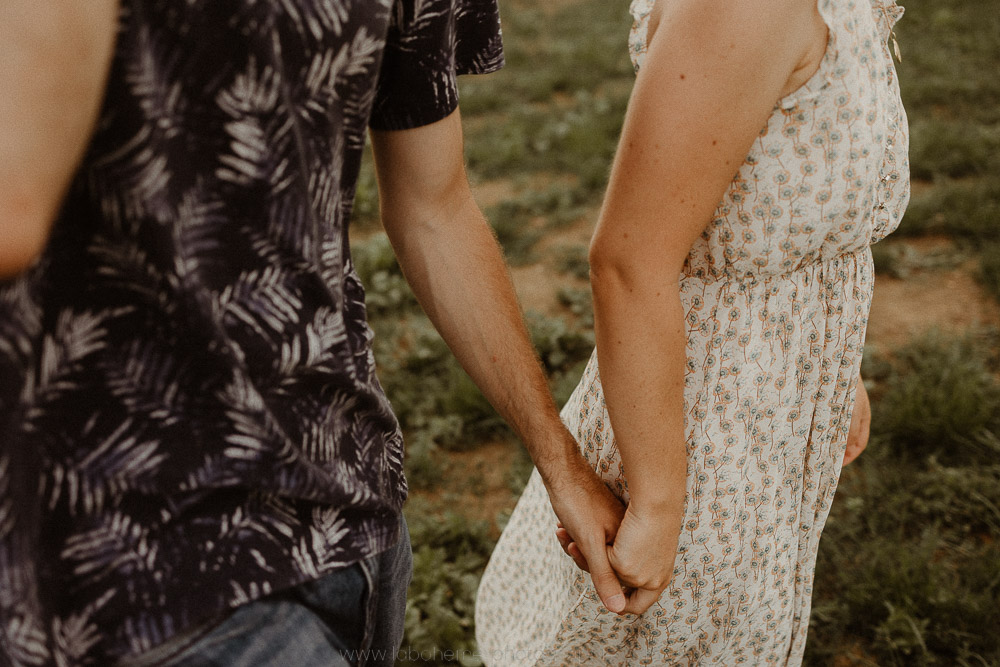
[777,0,838,109]
[872,0,904,43]
[627,0,654,72]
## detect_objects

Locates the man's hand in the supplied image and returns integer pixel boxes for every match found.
[547,452,627,613]
[844,375,871,465]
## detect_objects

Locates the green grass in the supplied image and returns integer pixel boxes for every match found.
[895,0,1000,124]
[401,502,496,666]
[458,0,634,113]
[895,178,1000,241]
[464,92,628,191]
[452,0,635,261]
[871,331,1000,465]
[807,450,1000,666]
[807,332,1000,665]
[890,0,1000,312]
[553,243,591,280]
[908,118,1000,180]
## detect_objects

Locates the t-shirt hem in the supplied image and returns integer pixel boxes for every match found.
[108,510,403,664]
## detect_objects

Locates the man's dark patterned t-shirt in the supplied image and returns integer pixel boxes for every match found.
[0,0,502,663]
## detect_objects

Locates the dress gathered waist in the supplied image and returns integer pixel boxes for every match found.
[681,245,873,288]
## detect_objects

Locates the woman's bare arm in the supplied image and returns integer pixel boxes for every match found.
[588,0,827,614]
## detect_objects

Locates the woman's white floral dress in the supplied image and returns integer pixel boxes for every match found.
[475,0,909,664]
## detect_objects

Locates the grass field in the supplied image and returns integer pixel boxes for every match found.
[349,0,1000,663]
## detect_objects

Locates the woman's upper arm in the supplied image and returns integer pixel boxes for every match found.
[589,0,820,281]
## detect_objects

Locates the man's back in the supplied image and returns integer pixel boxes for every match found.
[0,0,501,662]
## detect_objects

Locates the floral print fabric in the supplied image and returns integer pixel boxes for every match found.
[476,0,908,664]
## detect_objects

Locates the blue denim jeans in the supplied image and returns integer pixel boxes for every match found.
[120,517,412,667]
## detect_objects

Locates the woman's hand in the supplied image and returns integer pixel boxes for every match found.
[605,501,682,615]
[843,376,871,465]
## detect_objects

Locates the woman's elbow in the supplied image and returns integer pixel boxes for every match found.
[588,239,616,278]
[588,239,684,297]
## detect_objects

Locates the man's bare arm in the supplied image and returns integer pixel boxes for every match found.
[371,112,628,612]
[0,1,119,279]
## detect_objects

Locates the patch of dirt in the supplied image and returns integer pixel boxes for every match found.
[909,177,935,197]
[429,441,523,534]
[508,205,597,316]
[347,220,386,243]
[868,264,1000,348]
[535,212,597,254]
[470,178,518,209]
[510,263,576,317]
[891,234,954,253]
[831,645,881,667]
[509,247,591,317]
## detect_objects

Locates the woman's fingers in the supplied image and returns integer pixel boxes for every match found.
[844,377,871,465]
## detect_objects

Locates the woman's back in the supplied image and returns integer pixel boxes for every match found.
[629,0,909,283]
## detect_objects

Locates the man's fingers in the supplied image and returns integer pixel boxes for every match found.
[567,542,589,572]
[555,528,590,571]
[556,527,572,551]
[575,542,623,613]
[566,542,590,572]
[622,587,662,615]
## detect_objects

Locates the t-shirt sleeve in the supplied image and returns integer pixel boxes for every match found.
[369,0,504,131]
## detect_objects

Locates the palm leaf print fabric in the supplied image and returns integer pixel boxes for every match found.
[0,0,501,664]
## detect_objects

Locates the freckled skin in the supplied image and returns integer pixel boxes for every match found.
[479,0,904,655]
[583,0,836,620]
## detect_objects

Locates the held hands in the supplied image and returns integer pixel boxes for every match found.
[556,498,683,616]
[606,502,682,614]
[544,453,628,613]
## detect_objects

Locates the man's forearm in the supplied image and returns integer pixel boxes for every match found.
[0,0,119,278]
[371,115,630,609]
[381,187,579,477]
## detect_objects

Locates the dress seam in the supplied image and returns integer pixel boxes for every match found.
[682,246,870,287]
